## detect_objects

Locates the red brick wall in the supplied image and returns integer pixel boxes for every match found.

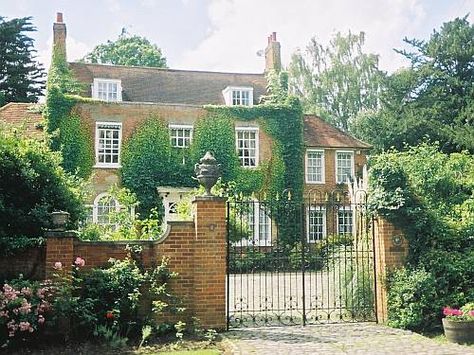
[373,217,408,323]
[30,197,226,330]
[0,247,46,281]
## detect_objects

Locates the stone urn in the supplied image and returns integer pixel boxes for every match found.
[50,211,70,231]
[442,318,474,345]
[194,152,221,196]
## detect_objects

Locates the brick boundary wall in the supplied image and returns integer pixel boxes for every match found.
[373,217,408,323]
[1,196,227,330]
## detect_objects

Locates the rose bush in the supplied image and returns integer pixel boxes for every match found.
[0,278,54,347]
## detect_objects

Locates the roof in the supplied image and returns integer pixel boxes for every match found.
[304,115,371,149]
[69,62,268,105]
[0,103,44,138]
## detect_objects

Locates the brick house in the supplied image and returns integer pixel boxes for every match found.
[0,13,370,243]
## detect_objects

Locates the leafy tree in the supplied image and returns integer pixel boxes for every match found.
[0,131,86,253]
[289,31,384,131]
[83,30,168,68]
[353,16,474,153]
[0,16,45,105]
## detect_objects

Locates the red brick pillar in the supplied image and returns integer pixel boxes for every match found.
[45,230,77,278]
[192,196,227,330]
[373,217,408,323]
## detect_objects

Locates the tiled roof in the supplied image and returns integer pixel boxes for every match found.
[0,103,44,137]
[304,115,371,149]
[69,62,267,105]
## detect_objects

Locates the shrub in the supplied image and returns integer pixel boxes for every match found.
[0,278,54,347]
[51,254,181,343]
[370,144,474,331]
[0,131,85,254]
[387,267,438,331]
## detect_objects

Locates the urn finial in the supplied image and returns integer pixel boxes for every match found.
[194,152,221,196]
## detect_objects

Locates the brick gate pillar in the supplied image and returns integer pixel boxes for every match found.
[373,217,408,323]
[45,230,77,278]
[192,196,227,330]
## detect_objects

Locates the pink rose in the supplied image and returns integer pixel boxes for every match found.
[469,310,474,317]
[53,262,62,270]
[74,257,85,267]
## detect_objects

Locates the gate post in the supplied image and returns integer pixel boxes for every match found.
[373,217,408,323]
[191,196,227,330]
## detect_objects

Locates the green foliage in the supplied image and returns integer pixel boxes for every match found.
[122,101,303,221]
[0,131,85,244]
[205,99,304,200]
[0,16,45,104]
[289,31,384,131]
[386,268,438,331]
[263,69,289,104]
[59,114,94,178]
[370,143,474,331]
[353,17,474,153]
[78,187,163,241]
[83,30,167,68]
[121,116,195,218]
[53,254,181,343]
[45,45,92,175]
[191,113,239,182]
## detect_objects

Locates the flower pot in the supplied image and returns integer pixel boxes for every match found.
[442,318,474,345]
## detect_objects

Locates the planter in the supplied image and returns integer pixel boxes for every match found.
[442,318,474,345]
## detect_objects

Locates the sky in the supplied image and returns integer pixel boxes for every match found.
[1,0,473,74]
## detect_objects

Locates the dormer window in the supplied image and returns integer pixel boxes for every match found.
[222,86,253,106]
[92,79,122,102]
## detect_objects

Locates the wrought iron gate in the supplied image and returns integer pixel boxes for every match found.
[226,190,376,328]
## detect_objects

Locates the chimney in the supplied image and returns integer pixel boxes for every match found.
[53,12,67,60]
[265,32,281,72]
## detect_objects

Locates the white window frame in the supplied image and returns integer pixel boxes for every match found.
[169,124,193,148]
[235,127,259,168]
[95,121,122,168]
[235,201,272,247]
[307,206,326,242]
[222,86,254,106]
[91,192,120,226]
[305,149,325,184]
[337,206,354,236]
[92,78,122,102]
[335,150,355,184]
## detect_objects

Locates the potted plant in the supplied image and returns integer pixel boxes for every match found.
[442,303,474,345]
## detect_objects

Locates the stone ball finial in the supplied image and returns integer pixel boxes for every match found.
[194,152,221,196]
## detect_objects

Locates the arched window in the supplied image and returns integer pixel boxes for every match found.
[92,193,119,226]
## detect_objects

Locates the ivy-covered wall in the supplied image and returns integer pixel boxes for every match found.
[44,47,94,178]
[46,42,305,217]
[120,98,304,217]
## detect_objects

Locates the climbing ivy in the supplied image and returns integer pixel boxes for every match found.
[121,116,196,217]
[204,97,304,200]
[44,46,94,177]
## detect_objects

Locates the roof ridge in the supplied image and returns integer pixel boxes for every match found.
[68,61,266,76]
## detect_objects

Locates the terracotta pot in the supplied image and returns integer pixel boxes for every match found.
[442,318,474,345]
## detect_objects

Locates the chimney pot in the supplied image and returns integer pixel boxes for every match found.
[56,12,63,23]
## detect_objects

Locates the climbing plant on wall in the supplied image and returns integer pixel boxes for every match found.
[121,116,196,217]
[44,47,93,178]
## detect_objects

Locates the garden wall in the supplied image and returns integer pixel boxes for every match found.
[1,197,227,330]
[0,247,46,281]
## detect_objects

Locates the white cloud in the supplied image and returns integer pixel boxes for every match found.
[176,0,429,73]
[37,35,91,71]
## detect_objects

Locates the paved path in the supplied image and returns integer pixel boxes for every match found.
[223,323,474,354]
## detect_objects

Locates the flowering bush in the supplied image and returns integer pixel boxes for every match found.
[443,303,474,321]
[0,278,54,347]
